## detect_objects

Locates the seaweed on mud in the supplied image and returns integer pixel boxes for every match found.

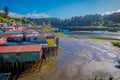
[92,71,114,80]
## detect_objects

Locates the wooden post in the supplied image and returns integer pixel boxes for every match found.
[12,62,14,72]
[16,62,18,70]
[23,62,25,70]
[56,38,59,49]
[3,59,6,72]
[20,62,23,71]
[6,63,9,72]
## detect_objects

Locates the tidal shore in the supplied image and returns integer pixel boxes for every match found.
[19,34,120,80]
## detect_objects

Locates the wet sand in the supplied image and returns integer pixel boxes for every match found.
[19,37,120,80]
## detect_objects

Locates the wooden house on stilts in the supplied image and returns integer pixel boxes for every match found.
[0,44,43,72]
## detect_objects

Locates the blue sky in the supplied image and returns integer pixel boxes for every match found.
[0,0,120,18]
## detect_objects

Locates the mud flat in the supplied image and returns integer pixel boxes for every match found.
[19,36,120,80]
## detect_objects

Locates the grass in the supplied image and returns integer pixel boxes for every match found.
[55,32,75,40]
[92,36,120,47]
[91,36,107,40]
[55,32,69,37]
[91,36,120,47]
[50,28,58,31]
[41,28,51,32]
[111,40,120,47]
[92,70,112,80]
[0,16,15,23]
[91,36,120,40]
[46,38,57,47]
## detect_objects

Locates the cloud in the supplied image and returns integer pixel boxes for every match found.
[0,10,4,13]
[0,10,50,18]
[102,9,120,15]
[25,13,50,18]
[8,12,24,18]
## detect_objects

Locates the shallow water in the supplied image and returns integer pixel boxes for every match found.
[19,33,120,80]
[72,31,120,39]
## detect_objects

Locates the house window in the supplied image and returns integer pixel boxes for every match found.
[3,54,9,58]
[34,37,37,40]
[16,53,21,56]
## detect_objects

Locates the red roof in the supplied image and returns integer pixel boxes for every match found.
[25,33,45,37]
[38,33,45,36]
[5,29,23,32]
[0,45,42,53]
[24,29,37,33]
[1,34,13,38]
[18,27,24,31]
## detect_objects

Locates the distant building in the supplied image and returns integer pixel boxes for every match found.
[0,36,7,45]
[23,23,32,28]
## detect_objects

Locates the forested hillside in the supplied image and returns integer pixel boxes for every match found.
[28,12,120,27]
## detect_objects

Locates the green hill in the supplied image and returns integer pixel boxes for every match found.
[0,13,34,26]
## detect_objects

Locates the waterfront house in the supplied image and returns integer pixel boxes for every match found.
[44,32,55,38]
[0,44,43,71]
[11,34,23,42]
[24,29,39,34]
[1,27,15,32]
[0,44,43,63]
[1,33,23,42]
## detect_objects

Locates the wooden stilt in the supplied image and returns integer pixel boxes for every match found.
[23,62,25,70]
[20,62,23,71]
[12,62,14,72]
[3,60,5,72]
[16,62,18,70]
[6,63,9,72]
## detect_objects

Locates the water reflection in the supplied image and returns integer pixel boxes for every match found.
[72,31,120,39]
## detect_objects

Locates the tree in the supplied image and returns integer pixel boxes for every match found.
[42,22,46,26]
[4,6,9,17]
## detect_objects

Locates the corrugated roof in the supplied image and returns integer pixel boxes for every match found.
[5,29,23,33]
[25,33,45,37]
[12,34,23,38]
[1,34,13,38]
[38,33,45,36]
[0,45,42,53]
[24,29,37,33]
[44,32,55,37]
[1,34,23,38]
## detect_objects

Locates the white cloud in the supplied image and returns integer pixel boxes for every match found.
[0,10,50,18]
[102,9,120,15]
[0,10,4,13]
[25,13,50,18]
[8,12,24,18]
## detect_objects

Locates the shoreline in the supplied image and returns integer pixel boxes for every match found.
[19,35,120,80]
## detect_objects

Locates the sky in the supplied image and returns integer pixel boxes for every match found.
[0,0,120,19]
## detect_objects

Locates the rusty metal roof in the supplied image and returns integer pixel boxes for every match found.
[5,29,23,33]
[24,29,37,33]
[1,34,23,38]
[25,33,45,37]
[1,34,13,38]
[0,45,42,53]
[12,34,23,38]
